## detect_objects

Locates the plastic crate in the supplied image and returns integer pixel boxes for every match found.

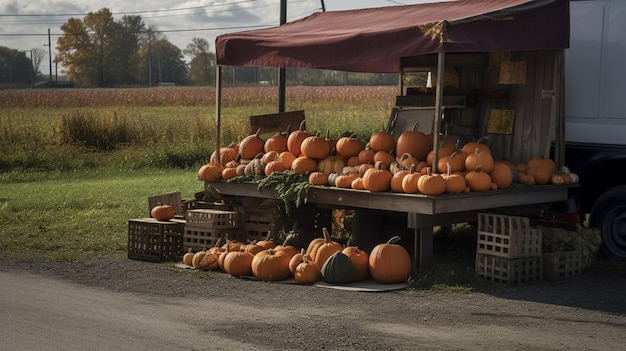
[476,253,543,285]
[127,218,185,262]
[543,251,582,281]
[185,209,239,228]
[477,213,542,258]
[182,225,239,252]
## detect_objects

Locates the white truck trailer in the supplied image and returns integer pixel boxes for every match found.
[566,0,626,259]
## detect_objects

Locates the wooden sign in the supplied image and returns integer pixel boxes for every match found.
[249,110,305,135]
[488,109,515,134]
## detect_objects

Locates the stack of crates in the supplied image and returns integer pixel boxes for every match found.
[183,209,239,252]
[475,213,543,285]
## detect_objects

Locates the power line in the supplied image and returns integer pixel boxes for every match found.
[0,0,262,17]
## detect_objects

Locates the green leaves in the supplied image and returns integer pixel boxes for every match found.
[229,171,310,213]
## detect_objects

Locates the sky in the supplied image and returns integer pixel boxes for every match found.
[0,0,442,74]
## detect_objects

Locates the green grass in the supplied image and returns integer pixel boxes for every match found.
[0,168,202,262]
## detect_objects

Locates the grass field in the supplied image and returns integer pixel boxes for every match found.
[0,86,397,260]
[1,86,397,171]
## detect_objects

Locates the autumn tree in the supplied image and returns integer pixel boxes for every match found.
[56,8,147,86]
[184,37,216,85]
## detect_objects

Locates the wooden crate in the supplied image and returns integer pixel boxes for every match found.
[477,213,542,258]
[476,253,543,285]
[183,225,238,252]
[544,251,582,281]
[237,206,279,243]
[185,209,239,228]
[127,218,185,262]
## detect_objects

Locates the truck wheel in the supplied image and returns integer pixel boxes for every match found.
[590,186,626,260]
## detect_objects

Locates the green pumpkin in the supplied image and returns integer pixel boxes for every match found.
[321,251,355,284]
[327,172,339,186]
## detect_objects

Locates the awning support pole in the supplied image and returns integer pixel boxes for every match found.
[432,52,445,173]
[215,65,222,166]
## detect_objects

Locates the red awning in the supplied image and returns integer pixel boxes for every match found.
[216,0,569,73]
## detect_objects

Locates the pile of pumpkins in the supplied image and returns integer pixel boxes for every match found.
[183,228,412,285]
[198,121,578,195]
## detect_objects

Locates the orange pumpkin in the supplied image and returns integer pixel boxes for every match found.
[461,136,491,155]
[151,204,176,221]
[198,163,222,182]
[464,147,494,173]
[465,166,493,191]
[368,126,395,153]
[417,167,446,195]
[342,246,370,281]
[224,250,254,276]
[278,151,297,169]
[335,134,365,158]
[401,166,422,194]
[357,145,376,165]
[238,128,265,160]
[490,162,513,189]
[313,227,343,268]
[309,171,329,186]
[362,161,392,192]
[300,134,331,160]
[369,236,412,284]
[395,122,432,161]
[264,126,290,153]
[294,255,322,284]
[251,249,291,281]
[210,143,237,167]
[286,120,311,157]
[442,163,466,194]
[291,156,318,174]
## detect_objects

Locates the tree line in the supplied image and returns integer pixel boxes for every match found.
[1,8,405,88]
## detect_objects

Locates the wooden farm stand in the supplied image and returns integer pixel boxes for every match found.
[209,1,574,269]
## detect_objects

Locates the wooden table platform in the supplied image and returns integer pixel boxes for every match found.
[207,181,573,269]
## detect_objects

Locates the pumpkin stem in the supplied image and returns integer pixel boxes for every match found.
[387,236,402,245]
[298,119,307,131]
[322,227,332,243]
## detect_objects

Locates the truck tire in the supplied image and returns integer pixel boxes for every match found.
[589,186,626,260]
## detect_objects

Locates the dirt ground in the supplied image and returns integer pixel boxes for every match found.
[2,256,625,351]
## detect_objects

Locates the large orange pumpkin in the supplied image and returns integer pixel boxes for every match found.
[369,236,412,284]
[251,249,291,281]
[300,134,331,160]
[395,122,432,161]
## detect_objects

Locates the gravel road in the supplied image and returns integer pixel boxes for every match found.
[1,257,625,351]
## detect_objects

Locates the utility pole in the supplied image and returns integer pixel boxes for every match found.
[278,0,287,113]
[321,0,326,12]
[47,28,52,88]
